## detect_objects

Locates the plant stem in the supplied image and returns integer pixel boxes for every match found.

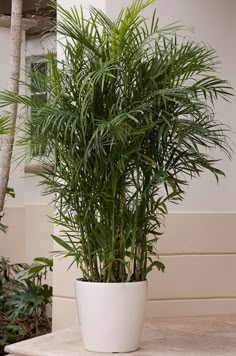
[119,179,126,282]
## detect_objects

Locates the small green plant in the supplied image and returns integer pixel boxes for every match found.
[0,256,52,353]
[0,0,233,283]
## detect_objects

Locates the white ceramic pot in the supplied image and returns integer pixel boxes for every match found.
[75,280,147,353]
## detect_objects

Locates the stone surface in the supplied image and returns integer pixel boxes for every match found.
[5,315,236,355]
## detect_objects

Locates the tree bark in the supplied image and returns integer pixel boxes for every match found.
[0,0,23,218]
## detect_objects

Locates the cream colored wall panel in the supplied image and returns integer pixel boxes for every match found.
[146,298,236,319]
[52,296,236,331]
[159,213,236,255]
[0,205,54,265]
[58,0,106,10]
[24,175,52,205]
[0,28,11,90]
[25,205,54,263]
[53,256,81,298]
[53,254,236,306]
[7,161,25,207]
[52,297,78,332]
[148,255,236,300]
[0,208,25,262]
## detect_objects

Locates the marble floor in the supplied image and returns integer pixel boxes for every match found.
[5,315,236,356]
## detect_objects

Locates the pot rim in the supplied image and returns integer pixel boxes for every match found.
[76,279,147,286]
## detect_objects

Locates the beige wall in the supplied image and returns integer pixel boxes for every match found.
[52,0,236,330]
[0,205,53,263]
[0,208,25,262]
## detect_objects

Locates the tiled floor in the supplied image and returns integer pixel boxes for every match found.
[6,315,236,355]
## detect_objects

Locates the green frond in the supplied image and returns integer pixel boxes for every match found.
[0,114,13,134]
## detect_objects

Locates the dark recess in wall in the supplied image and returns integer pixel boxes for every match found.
[0,0,52,16]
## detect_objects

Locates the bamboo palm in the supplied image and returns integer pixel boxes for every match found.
[0,0,233,282]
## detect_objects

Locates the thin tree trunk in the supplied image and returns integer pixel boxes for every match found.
[0,0,23,219]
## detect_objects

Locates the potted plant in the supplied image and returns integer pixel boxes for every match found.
[0,0,233,352]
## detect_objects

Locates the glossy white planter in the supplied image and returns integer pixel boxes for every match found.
[75,280,147,353]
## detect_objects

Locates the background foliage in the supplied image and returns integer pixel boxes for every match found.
[0,256,52,353]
